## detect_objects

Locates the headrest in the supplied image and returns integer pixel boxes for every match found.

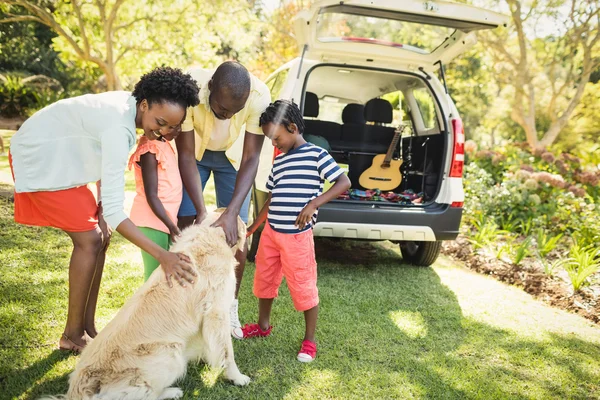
[303,92,319,117]
[364,98,393,124]
[342,103,366,124]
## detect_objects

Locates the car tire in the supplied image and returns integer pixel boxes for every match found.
[399,240,442,266]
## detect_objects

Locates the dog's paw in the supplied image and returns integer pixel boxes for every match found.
[158,387,183,400]
[231,373,251,386]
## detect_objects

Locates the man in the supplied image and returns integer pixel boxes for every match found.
[175,61,270,331]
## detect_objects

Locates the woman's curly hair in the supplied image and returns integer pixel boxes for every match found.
[132,67,200,109]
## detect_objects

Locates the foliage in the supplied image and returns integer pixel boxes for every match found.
[247,0,307,79]
[511,236,532,266]
[465,144,600,246]
[0,3,100,95]
[466,215,505,250]
[0,73,64,116]
[1,0,263,91]
[535,229,563,258]
[477,0,600,151]
[0,74,37,117]
[564,243,600,292]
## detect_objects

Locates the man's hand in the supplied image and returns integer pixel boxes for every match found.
[97,203,112,250]
[211,209,238,247]
[158,250,197,288]
[295,200,317,229]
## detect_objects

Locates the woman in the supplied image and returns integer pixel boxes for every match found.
[10,67,202,352]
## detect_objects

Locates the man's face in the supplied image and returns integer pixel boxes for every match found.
[208,80,248,120]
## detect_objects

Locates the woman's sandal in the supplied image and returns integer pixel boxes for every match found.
[59,333,85,354]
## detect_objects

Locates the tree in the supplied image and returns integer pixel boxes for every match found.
[248,0,309,80]
[0,0,262,90]
[480,0,600,152]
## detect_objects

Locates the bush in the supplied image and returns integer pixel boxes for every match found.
[0,74,37,117]
[0,73,65,117]
[464,144,600,243]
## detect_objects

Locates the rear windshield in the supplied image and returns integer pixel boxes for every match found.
[316,11,455,54]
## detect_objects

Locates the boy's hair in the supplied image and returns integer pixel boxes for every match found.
[133,67,200,109]
[259,100,305,135]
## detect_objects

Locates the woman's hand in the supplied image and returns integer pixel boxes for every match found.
[158,250,197,288]
[97,203,112,250]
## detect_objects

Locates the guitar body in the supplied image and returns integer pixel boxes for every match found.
[359,154,403,191]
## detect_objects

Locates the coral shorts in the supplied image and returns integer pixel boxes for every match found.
[9,153,99,232]
[253,223,319,311]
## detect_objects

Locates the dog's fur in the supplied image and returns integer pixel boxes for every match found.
[46,210,250,400]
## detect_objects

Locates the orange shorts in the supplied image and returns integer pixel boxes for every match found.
[254,223,319,311]
[9,153,99,232]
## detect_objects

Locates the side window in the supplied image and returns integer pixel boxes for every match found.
[413,87,439,130]
[381,90,409,126]
[268,69,289,101]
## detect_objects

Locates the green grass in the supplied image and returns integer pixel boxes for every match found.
[1,191,600,399]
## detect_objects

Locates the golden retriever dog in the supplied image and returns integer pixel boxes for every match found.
[45,210,250,400]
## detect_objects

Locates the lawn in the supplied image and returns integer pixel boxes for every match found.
[0,129,599,399]
[1,192,600,399]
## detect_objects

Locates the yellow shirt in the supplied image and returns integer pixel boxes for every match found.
[181,67,271,170]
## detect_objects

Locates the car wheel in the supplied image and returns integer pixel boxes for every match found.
[399,240,442,267]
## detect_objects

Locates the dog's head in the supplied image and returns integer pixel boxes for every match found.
[198,208,247,254]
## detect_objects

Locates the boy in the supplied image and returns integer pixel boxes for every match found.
[233,100,351,362]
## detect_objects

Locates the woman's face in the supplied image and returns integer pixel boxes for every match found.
[139,100,186,142]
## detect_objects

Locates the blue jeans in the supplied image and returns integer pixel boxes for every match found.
[178,150,251,223]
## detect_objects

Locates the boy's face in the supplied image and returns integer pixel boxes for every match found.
[262,122,298,154]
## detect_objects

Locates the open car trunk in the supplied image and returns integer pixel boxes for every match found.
[301,64,447,207]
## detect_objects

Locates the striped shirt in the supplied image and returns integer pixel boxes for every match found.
[266,143,343,234]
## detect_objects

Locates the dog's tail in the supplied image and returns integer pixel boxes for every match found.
[37,395,68,400]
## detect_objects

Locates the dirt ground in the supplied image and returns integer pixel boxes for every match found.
[442,235,600,324]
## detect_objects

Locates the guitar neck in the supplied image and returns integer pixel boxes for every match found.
[382,126,405,166]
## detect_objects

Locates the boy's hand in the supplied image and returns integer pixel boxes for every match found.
[246,222,261,238]
[295,200,317,229]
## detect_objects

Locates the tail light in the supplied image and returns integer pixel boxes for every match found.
[449,118,465,178]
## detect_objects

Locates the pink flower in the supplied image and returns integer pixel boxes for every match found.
[492,153,505,165]
[520,164,534,172]
[541,152,555,164]
[568,185,586,197]
[562,153,581,164]
[532,172,566,188]
[475,150,494,159]
[554,159,568,175]
[464,140,478,155]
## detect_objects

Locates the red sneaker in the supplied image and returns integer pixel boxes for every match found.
[297,339,317,362]
[232,323,272,340]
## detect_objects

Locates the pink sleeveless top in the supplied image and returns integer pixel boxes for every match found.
[128,137,182,233]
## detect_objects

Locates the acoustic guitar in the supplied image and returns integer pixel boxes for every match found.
[358,125,407,191]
